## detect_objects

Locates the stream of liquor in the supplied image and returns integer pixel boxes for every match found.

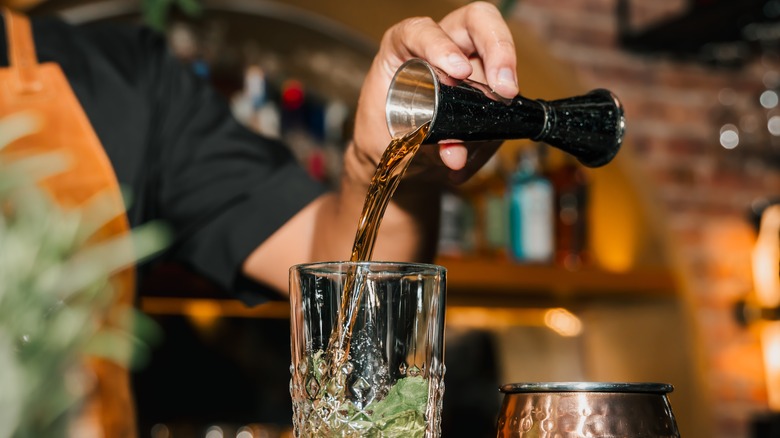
[324,122,430,391]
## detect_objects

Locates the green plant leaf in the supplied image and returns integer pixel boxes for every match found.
[176,0,202,16]
[142,0,173,32]
[0,111,171,435]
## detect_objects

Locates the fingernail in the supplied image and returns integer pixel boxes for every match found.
[439,143,468,170]
[498,67,517,87]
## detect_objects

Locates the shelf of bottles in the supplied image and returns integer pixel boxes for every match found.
[434,143,675,303]
[438,144,586,265]
[164,12,372,188]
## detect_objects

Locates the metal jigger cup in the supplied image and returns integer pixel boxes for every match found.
[385,58,626,168]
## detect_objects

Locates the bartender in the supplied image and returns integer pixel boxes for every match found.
[0,0,520,435]
[0,1,519,300]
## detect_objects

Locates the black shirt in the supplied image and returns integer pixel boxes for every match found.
[0,16,326,304]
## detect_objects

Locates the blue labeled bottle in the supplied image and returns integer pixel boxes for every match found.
[508,146,555,263]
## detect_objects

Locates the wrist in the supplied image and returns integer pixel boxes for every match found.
[341,140,376,191]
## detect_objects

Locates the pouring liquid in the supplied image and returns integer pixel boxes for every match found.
[324,122,430,394]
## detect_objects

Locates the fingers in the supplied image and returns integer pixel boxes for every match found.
[406,141,502,186]
[380,2,517,96]
[358,3,517,182]
[439,2,518,98]
[381,16,473,80]
[439,143,469,170]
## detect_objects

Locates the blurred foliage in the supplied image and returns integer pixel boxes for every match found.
[0,112,169,438]
[142,0,202,31]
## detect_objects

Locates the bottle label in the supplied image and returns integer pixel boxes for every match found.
[510,180,554,262]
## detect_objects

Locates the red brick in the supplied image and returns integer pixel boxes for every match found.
[507,0,780,433]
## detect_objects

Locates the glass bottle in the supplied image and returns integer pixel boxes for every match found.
[508,146,554,263]
[477,154,509,258]
[549,155,589,270]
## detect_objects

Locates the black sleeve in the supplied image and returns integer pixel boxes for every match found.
[17,18,327,304]
[144,32,327,304]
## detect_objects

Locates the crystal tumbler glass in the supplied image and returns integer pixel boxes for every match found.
[289,261,447,437]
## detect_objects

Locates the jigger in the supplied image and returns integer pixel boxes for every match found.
[385,58,626,168]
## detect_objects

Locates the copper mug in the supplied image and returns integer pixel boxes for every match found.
[496,382,681,438]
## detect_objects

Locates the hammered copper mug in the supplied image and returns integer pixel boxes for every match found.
[496,382,681,438]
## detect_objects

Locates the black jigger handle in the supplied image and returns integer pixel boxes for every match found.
[386,58,625,168]
[535,89,625,167]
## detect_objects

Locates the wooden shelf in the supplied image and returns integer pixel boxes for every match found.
[139,259,678,317]
[141,296,290,319]
[436,256,677,306]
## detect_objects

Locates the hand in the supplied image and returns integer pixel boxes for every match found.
[349,2,518,185]
[242,3,520,286]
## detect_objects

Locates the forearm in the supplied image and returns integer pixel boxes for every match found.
[241,143,441,293]
[242,1,519,294]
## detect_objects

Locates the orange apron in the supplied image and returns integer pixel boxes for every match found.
[0,8,137,438]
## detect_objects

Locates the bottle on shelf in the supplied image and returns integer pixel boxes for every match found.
[437,189,476,258]
[549,155,589,271]
[466,154,509,259]
[507,145,555,264]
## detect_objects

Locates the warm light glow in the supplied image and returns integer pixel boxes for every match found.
[205,426,224,438]
[185,300,222,329]
[761,322,780,411]
[141,298,290,319]
[761,90,779,109]
[236,428,254,438]
[544,308,583,337]
[769,116,780,136]
[447,306,582,336]
[752,205,780,308]
[720,124,739,149]
[588,164,639,273]
[752,205,780,411]
[447,307,544,329]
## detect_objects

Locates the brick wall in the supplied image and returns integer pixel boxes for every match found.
[506,0,780,436]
